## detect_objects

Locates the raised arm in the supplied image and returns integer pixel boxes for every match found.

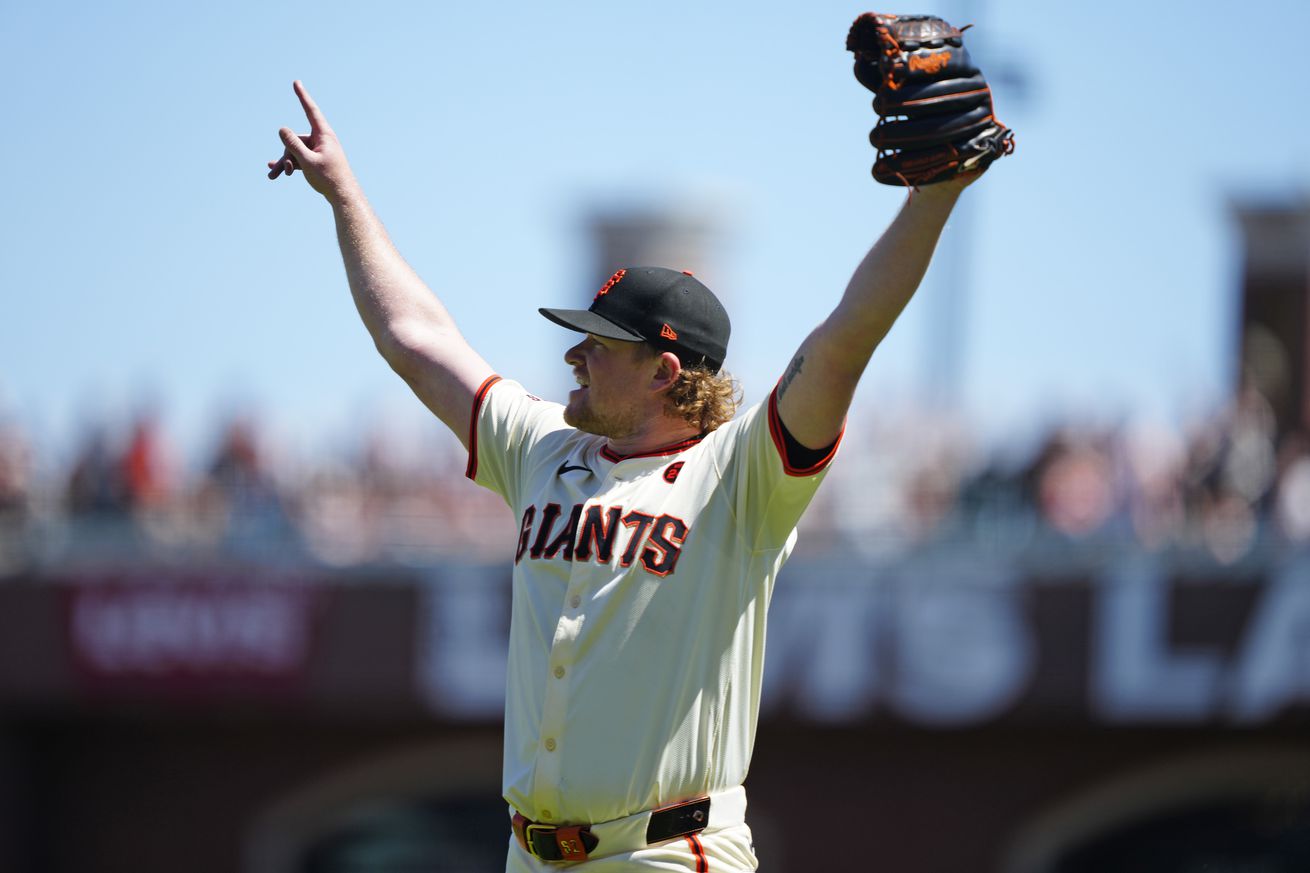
[268,81,494,445]
[774,176,970,448]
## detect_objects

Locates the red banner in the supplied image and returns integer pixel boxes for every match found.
[62,573,322,696]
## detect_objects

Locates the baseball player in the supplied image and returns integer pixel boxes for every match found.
[269,17,1000,867]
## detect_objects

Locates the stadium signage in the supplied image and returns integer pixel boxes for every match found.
[63,576,319,692]
[416,559,1310,726]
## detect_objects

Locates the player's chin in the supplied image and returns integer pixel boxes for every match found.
[566,400,617,439]
[563,394,591,430]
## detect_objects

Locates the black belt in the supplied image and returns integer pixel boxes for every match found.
[512,796,712,862]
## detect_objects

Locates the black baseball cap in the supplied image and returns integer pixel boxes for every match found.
[539,267,731,373]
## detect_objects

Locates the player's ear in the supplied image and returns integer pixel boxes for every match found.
[649,351,683,394]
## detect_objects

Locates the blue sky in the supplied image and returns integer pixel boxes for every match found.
[2,0,1306,469]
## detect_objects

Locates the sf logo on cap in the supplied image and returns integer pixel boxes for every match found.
[594,269,626,301]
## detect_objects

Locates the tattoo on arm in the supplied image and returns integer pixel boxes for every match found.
[778,354,804,399]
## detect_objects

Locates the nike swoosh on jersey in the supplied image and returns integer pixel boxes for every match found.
[557,461,594,476]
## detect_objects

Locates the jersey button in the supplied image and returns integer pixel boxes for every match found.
[544,737,557,752]
[541,809,553,821]
[553,665,565,679]
[569,595,581,609]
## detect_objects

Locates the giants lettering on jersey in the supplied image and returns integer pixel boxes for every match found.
[514,503,689,577]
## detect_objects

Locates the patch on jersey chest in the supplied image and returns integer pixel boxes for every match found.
[662,462,684,483]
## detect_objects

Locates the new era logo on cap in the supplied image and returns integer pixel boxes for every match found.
[539,267,731,374]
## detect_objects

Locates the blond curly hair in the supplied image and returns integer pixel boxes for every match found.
[664,364,742,434]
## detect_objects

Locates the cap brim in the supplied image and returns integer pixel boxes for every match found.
[538,307,645,342]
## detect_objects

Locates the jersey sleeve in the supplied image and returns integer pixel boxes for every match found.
[465,376,570,508]
[705,384,843,552]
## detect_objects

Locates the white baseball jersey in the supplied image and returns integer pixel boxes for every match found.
[466,375,839,827]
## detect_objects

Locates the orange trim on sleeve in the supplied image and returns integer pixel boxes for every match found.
[767,384,844,477]
[464,375,503,481]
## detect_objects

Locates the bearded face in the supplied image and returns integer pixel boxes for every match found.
[562,335,653,440]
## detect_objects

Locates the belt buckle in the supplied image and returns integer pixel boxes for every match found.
[524,822,593,862]
[555,828,591,862]
[523,823,554,858]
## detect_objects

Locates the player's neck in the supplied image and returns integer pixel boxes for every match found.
[605,416,701,458]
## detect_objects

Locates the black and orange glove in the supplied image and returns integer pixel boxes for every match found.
[846,12,1014,187]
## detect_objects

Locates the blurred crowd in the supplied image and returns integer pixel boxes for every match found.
[0,408,514,574]
[811,382,1310,567]
[3,383,1310,576]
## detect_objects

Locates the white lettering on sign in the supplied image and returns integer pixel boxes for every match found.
[71,586,311,675]
[1091,559,1221,721]
[413,560,1310,726]
[1229,562,1310,722]
[890,575,1035,725]
[1090,558,1310,723]
[760,566,1034,726]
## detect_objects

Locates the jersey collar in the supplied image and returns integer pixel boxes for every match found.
[600,433,705,463]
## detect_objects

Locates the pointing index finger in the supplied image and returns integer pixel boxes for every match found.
[293,80,330,134]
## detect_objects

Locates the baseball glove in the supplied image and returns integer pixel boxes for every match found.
[846,12,1014,187]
